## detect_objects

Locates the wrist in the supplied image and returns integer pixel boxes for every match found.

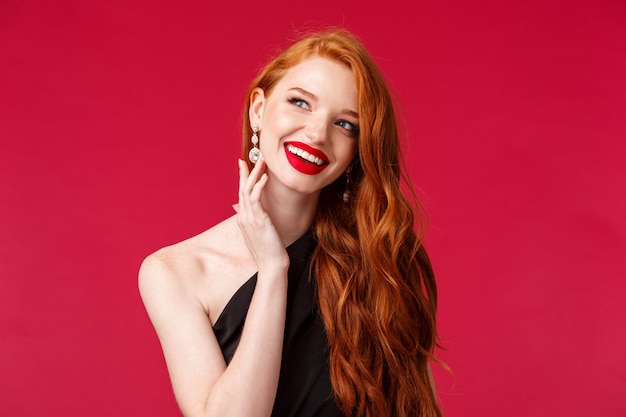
[256,260,290,286]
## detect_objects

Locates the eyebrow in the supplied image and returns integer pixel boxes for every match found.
[290,87,318,100]
[288,87,359,119]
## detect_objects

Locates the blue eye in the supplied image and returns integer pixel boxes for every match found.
[288,97,309,110]
[336,120,360,136]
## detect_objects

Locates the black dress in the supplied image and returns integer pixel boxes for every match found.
[212,231,343,417]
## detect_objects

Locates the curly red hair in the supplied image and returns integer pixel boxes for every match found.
[242,29,441,417]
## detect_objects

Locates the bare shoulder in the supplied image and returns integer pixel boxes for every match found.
[139,215,255,324]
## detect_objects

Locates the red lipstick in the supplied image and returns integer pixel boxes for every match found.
[284,142,329,175]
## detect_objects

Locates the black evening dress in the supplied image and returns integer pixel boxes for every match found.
[212,231,343,417]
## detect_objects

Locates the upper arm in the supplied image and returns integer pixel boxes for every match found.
[139,252,227,417]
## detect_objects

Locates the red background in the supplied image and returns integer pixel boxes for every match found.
[1,0,625,415]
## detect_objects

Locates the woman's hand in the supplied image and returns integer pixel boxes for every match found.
[235,158,289,274]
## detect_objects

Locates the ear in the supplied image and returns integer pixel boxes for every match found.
[249,87,265,129]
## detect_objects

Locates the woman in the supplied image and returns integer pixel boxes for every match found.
[139,29,441,417]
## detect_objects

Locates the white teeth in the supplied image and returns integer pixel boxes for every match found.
[287,144,325,166]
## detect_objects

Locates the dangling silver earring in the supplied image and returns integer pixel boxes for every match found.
[342,167,352,202]
[248,125,261,164]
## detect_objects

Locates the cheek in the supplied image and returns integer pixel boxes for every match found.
[263,102,296,133]
[338,140,358,164]
[274,117,295,134]
[260,114,292,149]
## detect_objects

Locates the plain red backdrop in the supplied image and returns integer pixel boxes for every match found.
[1,0,625,415]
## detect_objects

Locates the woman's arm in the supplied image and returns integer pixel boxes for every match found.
[139,254,287,417]
[139,159,289,417]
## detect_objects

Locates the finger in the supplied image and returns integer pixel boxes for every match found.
[238,159,255,215]
[238,159,250,195]
[249,173,268,202]
[246,160,269,207]
[232,203,240,213]
[242,158,266,196]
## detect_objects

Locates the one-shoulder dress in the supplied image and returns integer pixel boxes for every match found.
[212,231,343,417]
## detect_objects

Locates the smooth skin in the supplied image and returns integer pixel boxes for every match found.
[139,56,359,417]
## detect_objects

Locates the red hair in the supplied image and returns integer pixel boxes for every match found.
[242,29,442,417]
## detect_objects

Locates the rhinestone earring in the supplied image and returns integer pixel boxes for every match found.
[342,167,352,202]
[248,126,261,164]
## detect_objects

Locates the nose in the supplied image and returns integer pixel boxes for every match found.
[305,115,330,145]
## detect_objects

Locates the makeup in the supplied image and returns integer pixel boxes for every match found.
[284,142,329,175]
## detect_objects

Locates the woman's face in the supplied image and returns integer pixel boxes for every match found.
[249,55,359,196]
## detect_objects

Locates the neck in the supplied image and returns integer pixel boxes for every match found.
[260,179,320,247]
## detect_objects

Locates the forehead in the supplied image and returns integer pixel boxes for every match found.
[273,56,357,101]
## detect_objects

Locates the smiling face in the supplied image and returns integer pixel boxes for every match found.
[249,56,359,196]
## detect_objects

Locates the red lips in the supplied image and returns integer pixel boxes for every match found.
[283,142,329,175]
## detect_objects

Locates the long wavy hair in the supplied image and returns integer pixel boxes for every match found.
[242,29,441,417]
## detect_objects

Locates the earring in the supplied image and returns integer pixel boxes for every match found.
[342,167,352,202]
[248,126,261,164]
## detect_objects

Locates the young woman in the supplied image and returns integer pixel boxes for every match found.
[139,29,442,417]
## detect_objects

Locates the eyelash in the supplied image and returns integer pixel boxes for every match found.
[288,97,309,109]
[336,120,359,136]
[287,97,359,136]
